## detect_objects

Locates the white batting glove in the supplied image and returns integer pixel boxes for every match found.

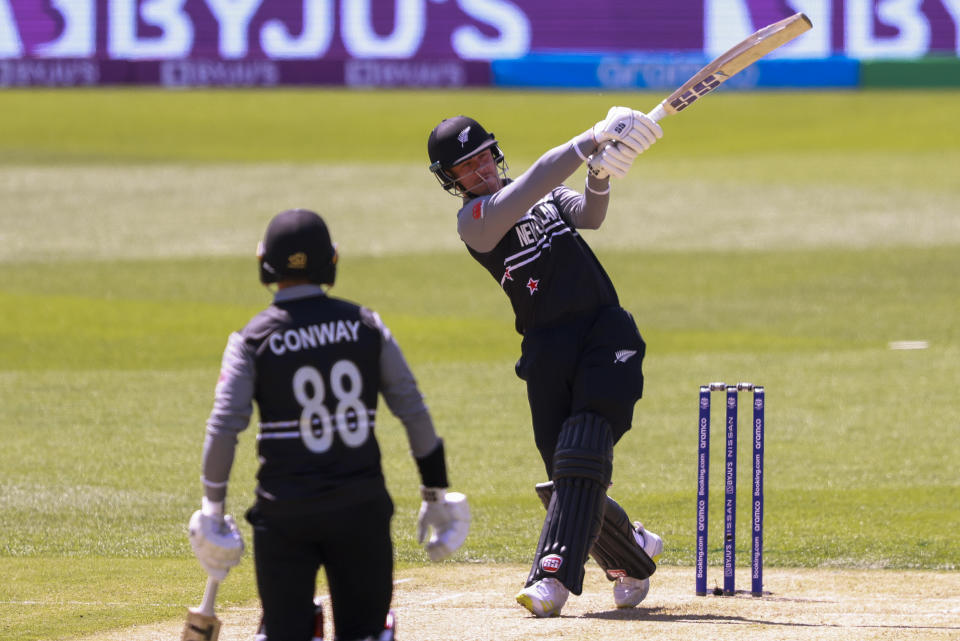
[587,142,640,180]
[592,106,663,154]
[188,503,244,581]
[417,487,470,562]
[630,109,664,152]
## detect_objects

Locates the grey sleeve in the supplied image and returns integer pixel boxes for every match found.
[457,129,599,252]
[552,177,611,230]
[364,310,441,458]
[202,332,255,503]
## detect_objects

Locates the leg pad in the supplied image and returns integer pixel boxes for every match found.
[535,484,656,581]
[526,413,613,595]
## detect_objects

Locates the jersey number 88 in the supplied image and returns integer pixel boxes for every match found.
[293,361,370,453]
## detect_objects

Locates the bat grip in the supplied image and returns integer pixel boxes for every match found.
[647,103,667,123]
[199,577,219,617]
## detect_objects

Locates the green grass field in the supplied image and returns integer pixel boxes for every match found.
[1,88,958,640]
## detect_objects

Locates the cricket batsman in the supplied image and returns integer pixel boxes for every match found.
[426,108,663,617]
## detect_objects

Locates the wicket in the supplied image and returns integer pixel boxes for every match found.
[696,382,765,597]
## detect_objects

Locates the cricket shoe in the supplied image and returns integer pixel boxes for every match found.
[516,577,569,617]
[613,523,663,609]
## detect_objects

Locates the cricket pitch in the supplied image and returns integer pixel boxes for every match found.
[75,564,959,641]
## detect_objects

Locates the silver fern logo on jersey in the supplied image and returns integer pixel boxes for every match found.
[614,349,637,363]
[457,126,471,147]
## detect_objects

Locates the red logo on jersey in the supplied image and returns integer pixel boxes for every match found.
[526,277,539,294]
[503,266,513,281]
[472,200,483,220]
[541,554,563,573]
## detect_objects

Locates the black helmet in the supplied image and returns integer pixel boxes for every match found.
[427,115,506,196]
[258,209,337,286]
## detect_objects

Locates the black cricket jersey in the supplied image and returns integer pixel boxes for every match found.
[467,186,620,334]
[241,295,385,509]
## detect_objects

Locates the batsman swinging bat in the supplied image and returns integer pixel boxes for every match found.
[182,577,221,641]
[647,12,813,123]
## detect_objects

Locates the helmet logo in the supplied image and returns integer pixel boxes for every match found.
[457,126,471,147]
[287,252,307,269]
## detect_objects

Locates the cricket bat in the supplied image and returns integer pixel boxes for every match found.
[182,577,221,641]
[647,12,813,122]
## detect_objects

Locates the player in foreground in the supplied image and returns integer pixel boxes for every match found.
[427,109,664,617]
[188,209,470,640]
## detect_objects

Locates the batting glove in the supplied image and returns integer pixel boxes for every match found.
[592,106,663,154]
[188,503,244,581]
[417,487,471,562]
[587,142,640,180]
[630,109,664,151]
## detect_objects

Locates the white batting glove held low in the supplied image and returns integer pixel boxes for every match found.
[587,142,640,180]
[188,506,244,581]
[593,106,663,154]
[417,487,471,562]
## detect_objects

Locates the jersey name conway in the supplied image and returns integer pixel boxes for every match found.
[266,320,362,355]
[467,186,619,334]
[241,295,385,508]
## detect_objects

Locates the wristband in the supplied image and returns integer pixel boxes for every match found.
[585,179,611,195]
[201,496,224,518]
[415,439,449,488]
[571,139,589,162]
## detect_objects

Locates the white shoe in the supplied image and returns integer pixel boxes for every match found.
[635,522,663,561]
[613,523,663,609]
[516,577,569,617]
[614,576,650,608]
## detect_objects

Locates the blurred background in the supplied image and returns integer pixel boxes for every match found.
[4,0,958,90]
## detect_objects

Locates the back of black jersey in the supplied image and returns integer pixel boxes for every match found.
[242,294,384,509]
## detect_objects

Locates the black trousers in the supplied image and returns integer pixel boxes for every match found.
[247,494,394,641]
[516,306,646,477]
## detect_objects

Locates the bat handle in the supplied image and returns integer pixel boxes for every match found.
[199,577,220,617]
[647,103,667,123]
